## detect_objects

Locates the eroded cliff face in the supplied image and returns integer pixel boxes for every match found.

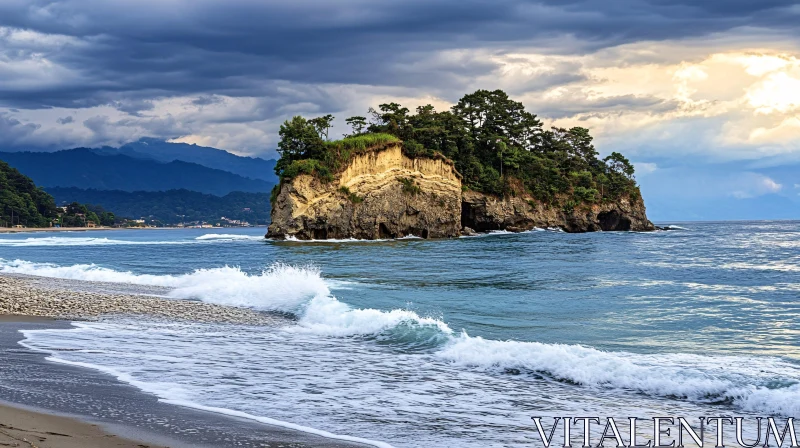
[267,144,463,240]
[461,190,655,233]
[268,145,654,239]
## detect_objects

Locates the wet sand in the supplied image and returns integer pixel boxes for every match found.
[0,401,168,448]
[0,279,370,448]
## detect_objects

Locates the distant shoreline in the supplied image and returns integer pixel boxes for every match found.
[0,226,266,234]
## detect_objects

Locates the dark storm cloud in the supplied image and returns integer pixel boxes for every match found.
[56,116,74,125]
[0,113,41,145]
[192,95,224,106]
[533,94,678,119]
[0,0,797,109]
[112,99,155,116]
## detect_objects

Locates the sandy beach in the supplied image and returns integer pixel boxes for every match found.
[0,275,277,324]
[0,401,168,448]
[0,275,369,448]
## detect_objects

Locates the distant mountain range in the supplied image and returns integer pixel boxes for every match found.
[93,138,277,183]
[0,148,274,196]
[47,187,271,225]
[2,138,278,184]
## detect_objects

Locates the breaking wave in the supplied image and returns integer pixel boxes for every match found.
[195,234,265,241]
[0,259,449,343]
[6,258,800,416]
[0,235,266,246]
[0,237,191,246]
[436,335,800,416]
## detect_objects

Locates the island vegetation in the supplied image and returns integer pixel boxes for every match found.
[273,89,640,209]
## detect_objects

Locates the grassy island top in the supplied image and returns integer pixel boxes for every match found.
[274,89,640,208]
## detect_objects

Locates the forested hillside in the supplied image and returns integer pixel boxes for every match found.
[47,188,270,225]
[0,160,59,227]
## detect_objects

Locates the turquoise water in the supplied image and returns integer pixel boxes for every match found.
[2,223,799,447]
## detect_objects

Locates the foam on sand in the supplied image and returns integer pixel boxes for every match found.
[18,330,394,448]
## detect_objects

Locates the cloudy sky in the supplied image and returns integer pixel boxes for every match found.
[1,0,799,220]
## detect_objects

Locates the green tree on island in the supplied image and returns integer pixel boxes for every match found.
[271,89,641,207]
[345,116,368,136]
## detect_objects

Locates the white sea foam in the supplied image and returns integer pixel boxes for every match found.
[0,258,446,339]
[0,234,265,246]
[0,258,186,284]
[461,228,548,238]
[0,237,191,246]
[8,258,800,416]
[195,234,265,241]
[281,235,390,243]
[0,259,327,311]
[278,234,426,243]
[18,329,393,448]
[292,294,453,337]
[437,335,800,416]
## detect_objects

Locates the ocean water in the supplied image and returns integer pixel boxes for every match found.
[1,223,799,447]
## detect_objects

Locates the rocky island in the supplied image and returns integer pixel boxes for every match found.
[268,89,654,240]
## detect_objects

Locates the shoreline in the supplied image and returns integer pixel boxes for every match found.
[0,397,168,448]
[0,280,372,448]
[0,226,175,233]
[0,226,266,234]
[0,274,277,324]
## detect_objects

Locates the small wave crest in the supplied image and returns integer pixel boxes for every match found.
[0,236,191,247]
[436,335,800,415]
[662,225,689,230]
[290,295,453,345]
[0,258,451,346]
[281,235,390,243]
[0,234,264,246]
[195,234,265,241]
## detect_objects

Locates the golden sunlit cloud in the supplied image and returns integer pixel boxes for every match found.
[482,43,800,160]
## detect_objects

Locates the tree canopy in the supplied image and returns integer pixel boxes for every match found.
[0,160,60,227]
[0,160,122,228]
[273,89,640,206]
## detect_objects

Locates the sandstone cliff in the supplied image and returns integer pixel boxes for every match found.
[267,144,462,239]
[461,191,654,233]
[267,144,654,240]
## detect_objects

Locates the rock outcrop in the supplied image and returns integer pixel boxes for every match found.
[267,144,654,240]
[461,191,654,233]
[267,144,462,240]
